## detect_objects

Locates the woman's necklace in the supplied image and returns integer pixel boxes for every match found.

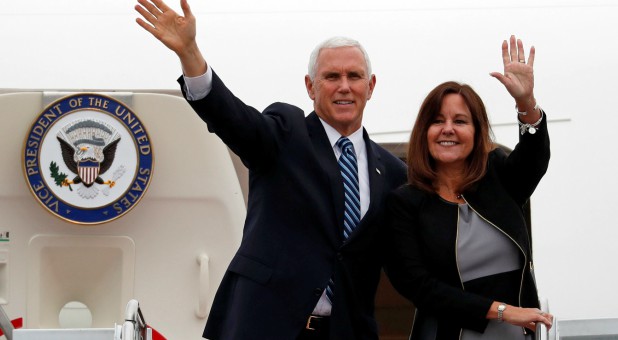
[437,186,464,203]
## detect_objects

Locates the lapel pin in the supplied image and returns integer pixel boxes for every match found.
[376,168,381,175]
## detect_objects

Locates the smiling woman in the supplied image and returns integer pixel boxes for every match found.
[427,93,476,189]
[385,36,553,339]
[406,81,493,202]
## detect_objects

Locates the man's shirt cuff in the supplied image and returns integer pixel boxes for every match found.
[183,65,213,101]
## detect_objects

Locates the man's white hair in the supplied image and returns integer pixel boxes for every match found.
[307,36,372,81]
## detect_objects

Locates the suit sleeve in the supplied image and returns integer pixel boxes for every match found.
[178,70,304,171]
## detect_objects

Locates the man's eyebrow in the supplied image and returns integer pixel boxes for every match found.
[321,71,340,77]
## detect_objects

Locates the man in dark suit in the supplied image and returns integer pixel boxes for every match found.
[135,0,407,339]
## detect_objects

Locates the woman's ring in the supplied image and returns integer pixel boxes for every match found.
[519,59,525,63]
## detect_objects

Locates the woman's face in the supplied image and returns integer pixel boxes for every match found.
[427,93,475,170]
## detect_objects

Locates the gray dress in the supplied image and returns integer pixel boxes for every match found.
[457,203,532,340]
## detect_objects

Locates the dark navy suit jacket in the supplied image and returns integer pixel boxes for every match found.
[179,70,407,340]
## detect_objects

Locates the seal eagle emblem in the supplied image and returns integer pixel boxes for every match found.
[54,119,123,198]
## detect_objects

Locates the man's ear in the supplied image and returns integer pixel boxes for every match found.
[367,74,376,100]
[305,75,316,100]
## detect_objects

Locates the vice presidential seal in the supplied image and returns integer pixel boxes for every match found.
[23,93,154,224]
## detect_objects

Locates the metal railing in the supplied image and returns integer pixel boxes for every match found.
[536,297,558,340]
[119,299,147,340]
[0,304,13,340]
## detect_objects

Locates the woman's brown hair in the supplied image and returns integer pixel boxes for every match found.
[406,81,494,193]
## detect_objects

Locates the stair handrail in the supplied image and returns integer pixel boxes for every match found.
[535,297,557,340]
[121,299,147,340]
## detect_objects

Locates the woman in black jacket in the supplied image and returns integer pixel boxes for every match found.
[386,36,554,339]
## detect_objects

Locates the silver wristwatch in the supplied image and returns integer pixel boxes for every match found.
[497,303,507,322]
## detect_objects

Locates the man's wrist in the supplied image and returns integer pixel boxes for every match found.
[179,44,207,77]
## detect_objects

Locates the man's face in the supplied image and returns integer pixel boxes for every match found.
[305,46,376,136]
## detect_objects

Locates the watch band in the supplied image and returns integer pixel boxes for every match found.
[497,303,507,322]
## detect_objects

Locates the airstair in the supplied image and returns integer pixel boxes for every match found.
[3,298,617,340]
[1,299,158,340]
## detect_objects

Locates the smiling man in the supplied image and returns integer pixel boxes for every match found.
[135,0,406,339]
[305,45,376,137]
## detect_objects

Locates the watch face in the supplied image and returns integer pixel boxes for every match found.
[498,304,506,311]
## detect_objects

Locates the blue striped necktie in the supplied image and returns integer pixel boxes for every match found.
[326,137,361,303]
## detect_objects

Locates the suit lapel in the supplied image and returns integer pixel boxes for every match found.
[365,135,385,220]
[306,112,344,245]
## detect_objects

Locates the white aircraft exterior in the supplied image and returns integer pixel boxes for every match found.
[1,0,617,338]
